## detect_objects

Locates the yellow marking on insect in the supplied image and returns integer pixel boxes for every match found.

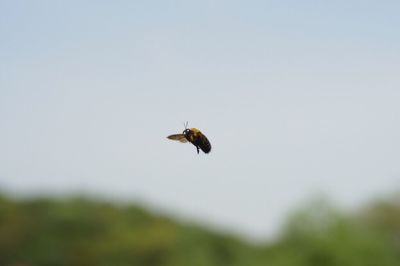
[190,128,201,133]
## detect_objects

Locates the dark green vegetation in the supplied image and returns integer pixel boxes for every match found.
[0,194,399,266]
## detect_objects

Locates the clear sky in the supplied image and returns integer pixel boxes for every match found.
[1,1,400,239]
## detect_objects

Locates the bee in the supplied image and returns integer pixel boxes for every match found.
[167,122,212,154]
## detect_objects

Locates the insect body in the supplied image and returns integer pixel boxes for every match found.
[167,125,212,154]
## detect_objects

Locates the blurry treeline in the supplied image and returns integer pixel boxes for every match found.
[0,193,399,266]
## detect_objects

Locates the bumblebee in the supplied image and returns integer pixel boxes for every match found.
[167,123,212,154]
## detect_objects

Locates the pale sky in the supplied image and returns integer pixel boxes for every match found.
[1,1,400,239]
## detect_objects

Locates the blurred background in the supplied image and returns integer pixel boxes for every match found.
[1,1,400,265]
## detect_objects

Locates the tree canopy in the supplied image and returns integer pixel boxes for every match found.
[0,194,399,266]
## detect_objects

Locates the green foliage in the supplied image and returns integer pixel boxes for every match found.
[268,199,400,266]
[0,194,399,266]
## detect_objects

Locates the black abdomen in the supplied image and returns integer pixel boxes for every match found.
[197,134,212,154]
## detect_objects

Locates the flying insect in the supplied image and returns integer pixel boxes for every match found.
[167,122,212,154]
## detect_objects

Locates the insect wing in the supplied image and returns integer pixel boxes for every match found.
[167,134,188,143]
